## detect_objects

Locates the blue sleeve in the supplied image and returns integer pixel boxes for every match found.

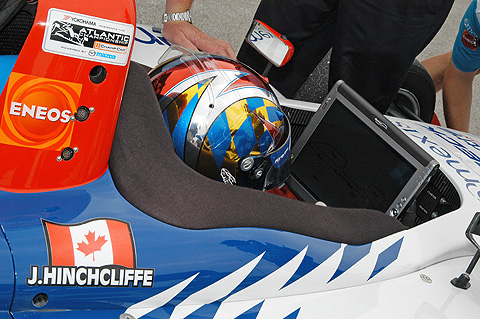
[452,0,480,72]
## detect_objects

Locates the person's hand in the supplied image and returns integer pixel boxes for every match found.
[162,21,236,59]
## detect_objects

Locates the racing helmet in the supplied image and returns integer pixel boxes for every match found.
[149,47,291,190]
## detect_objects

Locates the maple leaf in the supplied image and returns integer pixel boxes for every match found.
[76,230,108,261]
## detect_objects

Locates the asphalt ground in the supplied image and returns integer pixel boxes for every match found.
[136,0,480,136]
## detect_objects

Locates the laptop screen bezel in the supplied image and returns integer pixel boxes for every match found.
[286,80,438,216]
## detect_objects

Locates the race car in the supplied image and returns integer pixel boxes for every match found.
[1,0,480,318]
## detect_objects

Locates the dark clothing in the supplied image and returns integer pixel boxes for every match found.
[0,0,35,55]
[0,0,26,30]
[237,0,454,113]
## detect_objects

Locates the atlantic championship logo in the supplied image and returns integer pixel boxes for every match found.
[0,72,82,151]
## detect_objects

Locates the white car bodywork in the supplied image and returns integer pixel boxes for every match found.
[130,24,480,318]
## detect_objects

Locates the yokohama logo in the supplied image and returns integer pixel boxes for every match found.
[0,72,82,151]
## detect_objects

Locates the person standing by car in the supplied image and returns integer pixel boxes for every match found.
[161,0,236,59]
[237,0,454,114]
[422,0,480,133]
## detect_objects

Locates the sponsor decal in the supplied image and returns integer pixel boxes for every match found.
[271,139,290,168]
[27,218,154,287]
[0,72,81,151]
[396,121,480,202]
[464,18,480,38]
[135,26,170,46]
[220,167,236,185]
[273,146,289,166]
[248,29,274,43]
[43,9,134,66]
[462,29,479,50]
[49,21,130,48]
[374,117,388,131]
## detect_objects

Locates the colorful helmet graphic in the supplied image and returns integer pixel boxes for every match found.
[149,47,291,190]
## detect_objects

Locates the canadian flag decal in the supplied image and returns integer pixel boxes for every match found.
[42,218,136,267]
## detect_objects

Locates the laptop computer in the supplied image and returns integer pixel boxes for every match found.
[286,80,438,218]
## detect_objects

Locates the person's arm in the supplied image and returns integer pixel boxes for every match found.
[165,0,192,13]
[442,57,477,132]
[421,51,452,93]
[162,0,236,59]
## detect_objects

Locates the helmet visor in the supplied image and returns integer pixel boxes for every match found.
[239,116,291,190]
[251,109,285,149]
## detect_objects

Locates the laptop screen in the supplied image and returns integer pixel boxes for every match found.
[287,81,438,217]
